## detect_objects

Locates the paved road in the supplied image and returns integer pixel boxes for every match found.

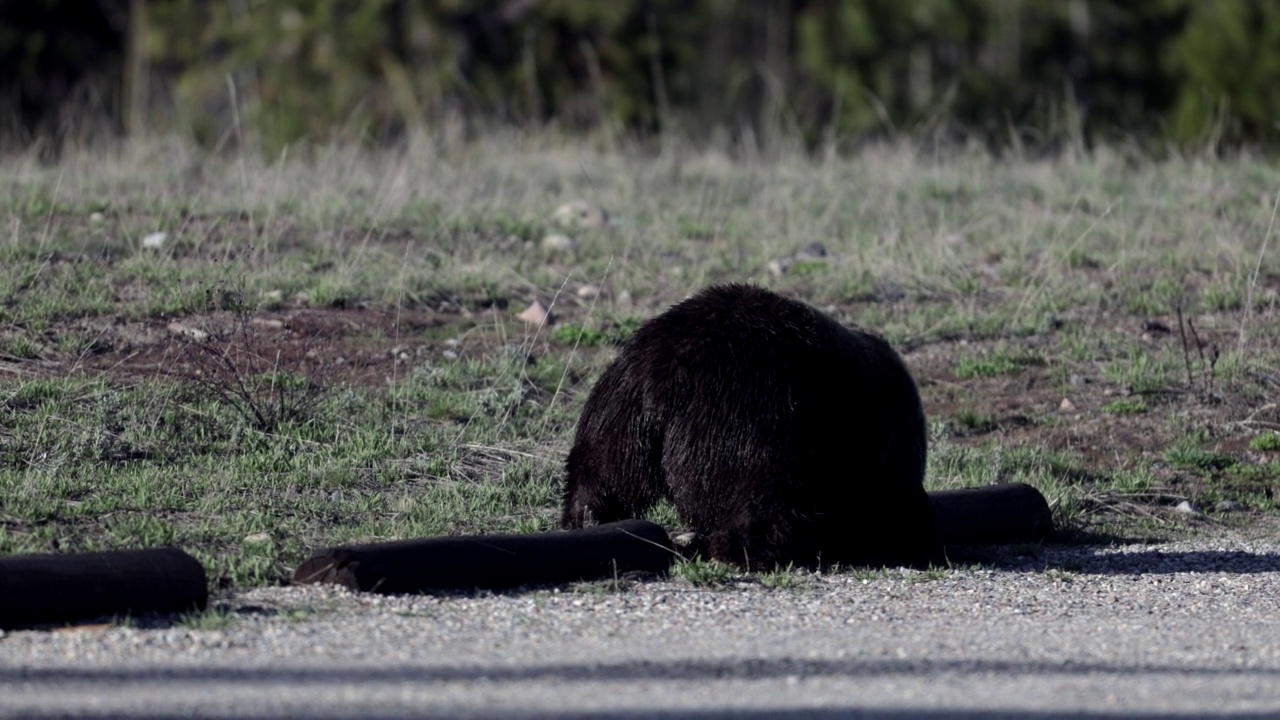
[3,530,1278,718]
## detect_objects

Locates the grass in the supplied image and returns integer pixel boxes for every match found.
[1250,433,1280,452]
[757,563,807,589]
[0,132,1278,590]
[1164,442,1238,476]
[671,557,735,588]
[954,348,1045,379]
[1102,398,1149,415]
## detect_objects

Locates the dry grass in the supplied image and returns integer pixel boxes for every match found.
[1,131,1277,587]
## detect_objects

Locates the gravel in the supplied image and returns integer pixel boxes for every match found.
[3,525,1279,718]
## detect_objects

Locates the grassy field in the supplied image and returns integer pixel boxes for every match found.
[1,133,1278,589]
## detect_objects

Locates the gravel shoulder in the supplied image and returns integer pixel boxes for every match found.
[3,519,1279,719]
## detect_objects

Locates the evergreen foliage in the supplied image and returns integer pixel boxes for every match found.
[3,0,1280,150]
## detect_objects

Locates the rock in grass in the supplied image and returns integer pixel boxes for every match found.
[552,200,608,230]
[166,322,209,342]
[767,242,831,276]
[794,242,829,261]
[517,300,553,326]
[142,232,168,249]
[541,233,575,252]
[243,532,272,547]
[1174,500,1204,517]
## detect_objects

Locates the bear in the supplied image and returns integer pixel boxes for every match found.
[561,283,944,570]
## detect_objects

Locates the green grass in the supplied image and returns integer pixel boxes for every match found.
[0,352,572,586]
[1103,347,1180,394]
[549,317,642,347]
[178,605,239,631]
[950,409,999,435]
[1102,398,1148,415]
[954,348,1045,379]
[1164,442,1238,476]
[1250,433,1280,452]
[671,557,735,588]
[0,133,1277,592]
[757,563,807,589]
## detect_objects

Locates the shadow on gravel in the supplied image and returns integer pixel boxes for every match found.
[949,546,1280,575]
[1061,549,1280,575]
[1047,548,1278,575]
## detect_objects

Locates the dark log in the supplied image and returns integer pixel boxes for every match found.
[0,547,208,629]
[293,519,675,594]
[929,482,1055,546]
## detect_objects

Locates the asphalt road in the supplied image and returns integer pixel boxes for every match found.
[2,529,1278,718]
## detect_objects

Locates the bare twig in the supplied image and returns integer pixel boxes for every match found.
[179,299,326,433]
[1176,305,1194,390]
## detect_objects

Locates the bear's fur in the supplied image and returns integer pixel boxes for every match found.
[561,283,943,569]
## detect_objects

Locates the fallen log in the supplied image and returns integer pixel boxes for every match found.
[292,518,675,594]
[929,482,1054,546]
[0,547,208,629]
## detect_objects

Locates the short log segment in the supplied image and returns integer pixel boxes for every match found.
[0,548,208,629]
[929,482,1054,546]
[293,519,675,594]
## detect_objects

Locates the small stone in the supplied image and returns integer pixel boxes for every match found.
[142,232,168,249]
[1141,319,1172,334]
[89,212,106,223]
[615,290,633,308]
[552,200,607,229]
[1214,500,1243,513]
[243,532,272,547]
[250,317,285,330]
[1174,500,1203,516]
[576,284,601,299]
[541,233,575,252]
[1059,397,1075,411]
[517,300,553,326]
[166,322,209,342]
[767,259,792,277]
[329,490,343,503]
[671,532,700,548]
[795,242,829,261]
[442,350,459,360]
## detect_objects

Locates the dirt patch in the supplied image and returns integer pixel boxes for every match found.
[36,307,476,388]
[902,303,1280,510]
[4,296,1278,511]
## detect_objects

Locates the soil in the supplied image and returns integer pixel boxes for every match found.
[5,296,1279,518]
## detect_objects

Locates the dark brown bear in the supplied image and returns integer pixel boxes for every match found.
[561,283,943,569]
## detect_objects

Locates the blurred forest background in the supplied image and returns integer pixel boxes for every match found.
[2,0,1279,156]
